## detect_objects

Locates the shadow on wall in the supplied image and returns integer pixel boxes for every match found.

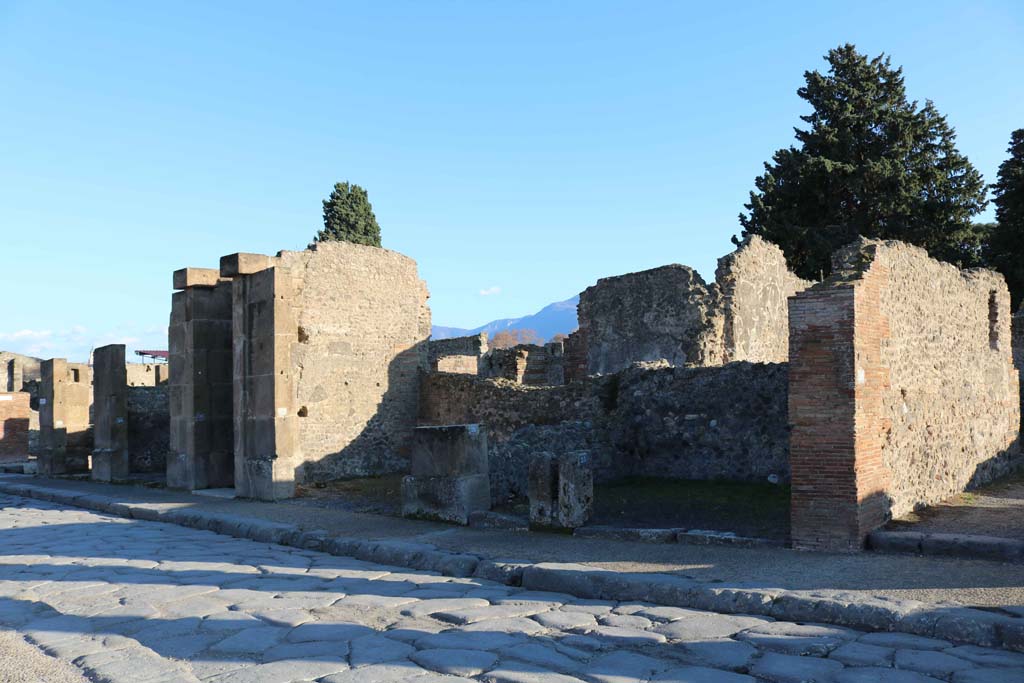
[292,340,430,488]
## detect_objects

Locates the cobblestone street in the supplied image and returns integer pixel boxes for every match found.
[0,494,1021,682]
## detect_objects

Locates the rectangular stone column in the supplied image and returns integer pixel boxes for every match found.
[167,268,235,490]
[38,358,91,475]
[91,344,128,482]
[228,256,299,501]
[788,280,890,552]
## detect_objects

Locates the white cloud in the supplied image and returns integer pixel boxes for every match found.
[479,286,502,296]
[0,329,54,341]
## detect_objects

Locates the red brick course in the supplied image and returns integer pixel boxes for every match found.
[0,392,31,461]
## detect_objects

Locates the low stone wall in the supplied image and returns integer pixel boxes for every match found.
[420,361,790,503]
[127,386,169,473]
[478,342,565,386]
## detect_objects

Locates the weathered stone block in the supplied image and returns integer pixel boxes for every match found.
[92,344,128,483]
[529,451,593,530]
[401,473,490,524]
[410,424,488,477]
[219,252,275,277]
[173,267,221,290]
[557,451,593,528]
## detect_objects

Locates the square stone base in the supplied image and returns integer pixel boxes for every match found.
[401,474,490,525]
[92,449,129,482]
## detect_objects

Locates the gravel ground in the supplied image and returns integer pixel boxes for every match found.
[0,629,91,683]
[3,494,1023,683]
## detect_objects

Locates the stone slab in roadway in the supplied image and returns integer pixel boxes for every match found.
[3,493,1024,682]
[2,474,1023,609]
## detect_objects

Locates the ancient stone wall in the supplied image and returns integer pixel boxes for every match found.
[0,392,31,461]
[575,238,809,375]
[428,333,487,375]
[716,236,812,364]
[479,342,565,386]
[230,241,430,499]
[38,359,92,474]
[127,385,169,473]
[1,352,42,453]
[577,265,719,374]
[789,239,1021,551]
[126,363,168,387]
[420,361,790,503]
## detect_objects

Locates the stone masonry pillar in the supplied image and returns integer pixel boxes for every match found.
[91,344,129,482]
[224,253,300,501]
[168,268,235,490]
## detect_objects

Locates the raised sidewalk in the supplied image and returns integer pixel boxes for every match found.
[1,473,1022,653]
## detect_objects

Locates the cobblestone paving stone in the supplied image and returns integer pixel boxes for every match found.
[1,494,1023,683]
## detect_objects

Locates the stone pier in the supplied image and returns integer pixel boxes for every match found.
[402,424,490,524]
[168,267,234,490]
[91,345,129,482]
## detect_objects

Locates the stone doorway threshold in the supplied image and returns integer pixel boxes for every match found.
[2,472,1024,653]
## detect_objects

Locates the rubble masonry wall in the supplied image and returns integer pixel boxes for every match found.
[420,362,790,503]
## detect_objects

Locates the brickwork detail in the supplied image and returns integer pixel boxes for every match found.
[789,239,1021,551]
[0,392,31,461]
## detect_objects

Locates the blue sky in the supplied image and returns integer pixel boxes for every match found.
[1,1,1022,361]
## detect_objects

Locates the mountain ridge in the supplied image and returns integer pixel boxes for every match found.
[431,295,579,342]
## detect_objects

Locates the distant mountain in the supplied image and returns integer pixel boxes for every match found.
[432,295,579,342]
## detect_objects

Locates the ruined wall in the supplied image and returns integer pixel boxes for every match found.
[420,362,790,503]
[789,239,1021,551]
[479,342,565,386]
[230,241,430,499]
[126,363,168,387]
[716,236,812,364]
[0,392,31,461]
[2,351,42,392]
[127,386,169,473]
[1,352,42,453]
[38,359,92,474]
[578,265,719,374]
[428,333,487,374]
[575,238,809,376]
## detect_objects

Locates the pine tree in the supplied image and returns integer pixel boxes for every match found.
[987,129,1024,307]
[736,44,987,279]
[313,182,382,247]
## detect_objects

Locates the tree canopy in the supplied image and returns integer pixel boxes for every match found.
[736,44,987,279]
[313,181,382,247]
[987,129,1024,307]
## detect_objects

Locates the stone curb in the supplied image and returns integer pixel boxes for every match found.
[3,479,1023,654]
[869,530,1024,564]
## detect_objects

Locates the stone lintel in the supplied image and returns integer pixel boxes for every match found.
[219,253,275,278]
[173,267,222,290]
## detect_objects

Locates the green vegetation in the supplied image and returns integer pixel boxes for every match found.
[737,44,987,280]
[313,181,382,247]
